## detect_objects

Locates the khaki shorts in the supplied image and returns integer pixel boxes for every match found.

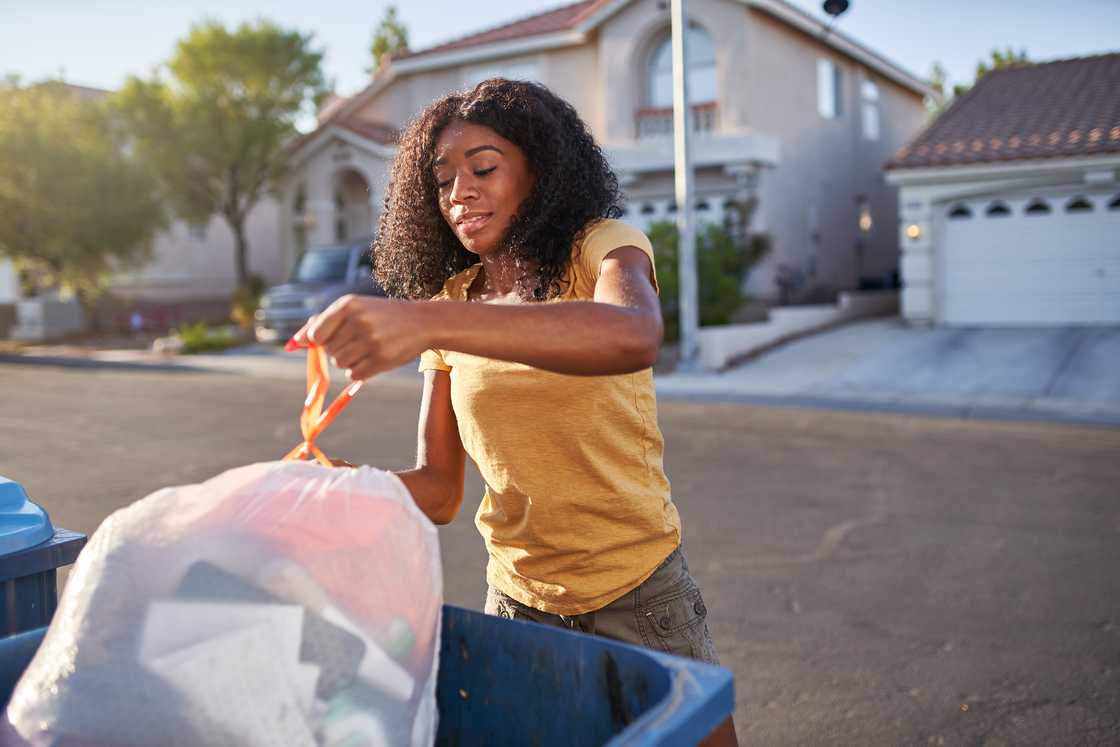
[484,546,720,665]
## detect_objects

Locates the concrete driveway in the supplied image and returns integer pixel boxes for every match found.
[657,320,1120,426]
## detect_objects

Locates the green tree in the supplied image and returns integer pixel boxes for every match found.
[0,81,164,309]
[114,19,326,289]
[369,6,409,73]
[928,48,1030,116]
[648,213,770,342]
[975,47,1030,79]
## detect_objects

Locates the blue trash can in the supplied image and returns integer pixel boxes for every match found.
[0,477,86,636]
[0,606,733,745]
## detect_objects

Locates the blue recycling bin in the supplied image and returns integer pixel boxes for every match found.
[0,477,86,636]
[0,606,733,745]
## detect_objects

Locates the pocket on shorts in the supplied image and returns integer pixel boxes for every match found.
[636,576,720,665]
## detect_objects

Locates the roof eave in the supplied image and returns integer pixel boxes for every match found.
[744,0,932,98]
[884,153,1120,186]
[390,29,587,75]
[288,125,398,170]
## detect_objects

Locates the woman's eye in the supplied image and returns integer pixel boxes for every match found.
[474,167,496,177]
[436,178,451,189]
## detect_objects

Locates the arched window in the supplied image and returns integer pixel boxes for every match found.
[696,199,710,211]
[1024,199,1051,215]
[666,201,678,213]
[1109,193,1120,210]
[1065,195,1093,213]
[640,203,656,215]
[947,204,972,219]
[985,201,1011,217]
[648,25,717,108]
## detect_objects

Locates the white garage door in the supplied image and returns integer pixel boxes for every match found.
[938,191,1120,324]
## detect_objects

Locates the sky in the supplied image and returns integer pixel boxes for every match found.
[3,0,1118,108]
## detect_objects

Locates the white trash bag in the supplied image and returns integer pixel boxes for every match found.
[4,462,442,747]
[3,349,442,746]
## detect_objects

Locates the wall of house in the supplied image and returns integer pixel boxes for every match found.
[110,200,283,302]
[0,260,19,303]
[743,8,926,299]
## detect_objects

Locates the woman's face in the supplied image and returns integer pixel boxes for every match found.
[433,120,534,257]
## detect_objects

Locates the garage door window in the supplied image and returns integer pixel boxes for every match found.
[1024,198,1051,215]
[1065,196,1093,213]
[947,204,972,219]
[985,201,1011,217]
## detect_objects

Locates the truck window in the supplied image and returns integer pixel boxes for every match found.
[293,248,350,283]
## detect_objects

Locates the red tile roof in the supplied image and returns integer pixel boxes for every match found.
[887,53,1120,170]
[394,0,608,61]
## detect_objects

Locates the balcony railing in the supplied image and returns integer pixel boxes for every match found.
[635,102,718,139]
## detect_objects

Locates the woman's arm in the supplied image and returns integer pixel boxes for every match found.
[394,370,467,525]
[295,246,663,380]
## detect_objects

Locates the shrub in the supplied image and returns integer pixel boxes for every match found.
[648,219,771,342]
[230,274,266,331]
[176,321,239,354]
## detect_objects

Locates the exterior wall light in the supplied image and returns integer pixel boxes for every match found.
[905,224,922,240]
[858,202,872,233]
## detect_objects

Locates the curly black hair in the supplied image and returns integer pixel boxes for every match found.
[373,78,623,300]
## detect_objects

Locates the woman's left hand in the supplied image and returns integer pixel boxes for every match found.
[289,295,433,382]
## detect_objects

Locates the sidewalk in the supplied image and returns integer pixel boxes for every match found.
[5,320,1120,426]
[656,319,1120,426]
[0,341,421,388]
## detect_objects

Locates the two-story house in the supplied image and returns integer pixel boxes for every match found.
[283,0,929,302]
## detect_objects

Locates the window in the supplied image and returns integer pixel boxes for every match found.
[357,250,373,278]
[985,201,1011,217]
[1024,199,1051,215]
[1065,195,1093,213]
[648,25,717,108]
[818,59,843,119]
[462,60,541,88]
[1109,193,1120,210]
[640,203,656,215]
[947,204,972,219]
[860,79,879,140]
[696,199,710,211]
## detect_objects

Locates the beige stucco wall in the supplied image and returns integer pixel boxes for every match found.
[110,200,283,302]
[743,9,926,297]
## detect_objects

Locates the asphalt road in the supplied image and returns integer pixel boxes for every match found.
[1,362,1118,745]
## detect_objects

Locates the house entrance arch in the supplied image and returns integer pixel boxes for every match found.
[332,167,376,243]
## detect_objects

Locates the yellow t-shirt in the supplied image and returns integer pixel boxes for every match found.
[418,219,681,615]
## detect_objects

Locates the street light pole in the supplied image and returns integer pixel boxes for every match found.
[670,0,699,370]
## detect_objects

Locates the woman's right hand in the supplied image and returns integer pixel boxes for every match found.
[288,295,437,382]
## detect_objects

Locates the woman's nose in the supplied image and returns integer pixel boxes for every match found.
[448,174,477,204]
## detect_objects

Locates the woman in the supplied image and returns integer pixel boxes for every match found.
[293,79,736,744]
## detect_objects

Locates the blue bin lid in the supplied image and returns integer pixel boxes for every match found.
[0,478,55,555]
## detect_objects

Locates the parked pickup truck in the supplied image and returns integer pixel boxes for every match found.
[255,238,384,343]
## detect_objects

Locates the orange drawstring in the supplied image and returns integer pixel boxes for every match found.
[282,345,362,467]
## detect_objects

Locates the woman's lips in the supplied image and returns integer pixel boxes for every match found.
[457,213,492,237]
